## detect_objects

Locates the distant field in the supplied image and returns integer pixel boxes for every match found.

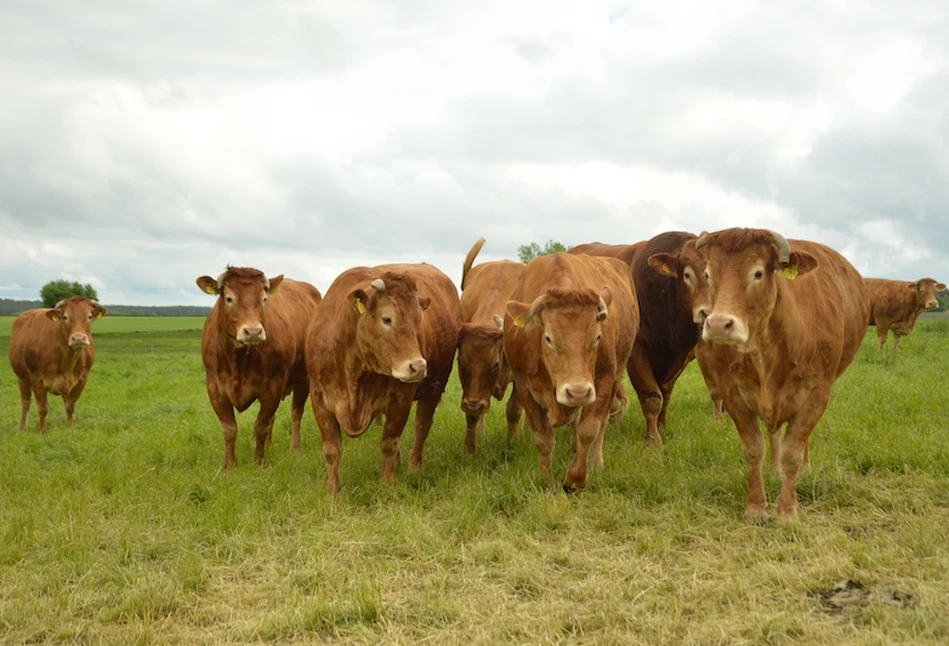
[0,320,947,644]
[0,315,207,338]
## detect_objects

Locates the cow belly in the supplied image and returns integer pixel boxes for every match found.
[44,374,80,396]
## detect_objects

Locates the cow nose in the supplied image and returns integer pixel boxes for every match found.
[695,307,710,325]
[926,300,938,309]
[69,334,90,347]
[566,385,592,402]
[705,315,735,339]
[240,326,265,344]
[408,358,427,376]
[461,399,488,415]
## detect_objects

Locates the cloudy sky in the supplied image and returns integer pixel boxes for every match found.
[2,0,947,306]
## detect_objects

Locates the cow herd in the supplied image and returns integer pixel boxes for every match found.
[7,228,946,523]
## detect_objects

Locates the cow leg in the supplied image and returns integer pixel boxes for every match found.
[767,423,782,471]
[253,398,281,465]
[521,394,556,491]
[777,392,830,519]
[563,389,611,493]
[893,333,904,351]
[63,379,87,423]
[463,412,481,454]
[505,384,523,442]
[609,380,629,422]
[289,383,308,452]
[409,388,442,470]
[730,405,767,524]
[208,388,239,469]
[627,349,664,447]
[309,395,343,496]
[31,380,50,433]
[382,393,414,483]
[876,330,887,350]
[16,376,32,431]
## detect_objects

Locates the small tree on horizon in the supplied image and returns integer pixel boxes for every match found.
[40,280,99,308]
[517,240,571,263]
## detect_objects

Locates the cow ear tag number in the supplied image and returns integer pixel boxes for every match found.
[783,265,799,280]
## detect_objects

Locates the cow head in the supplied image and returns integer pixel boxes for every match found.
[647,238,711,325]
[507,287,610,408]
[347,272,429,383]
[913,278,946,311]
[46,296,107,348]
[196,267,284,347]
[695,228,818,347]
[457,315,506,414]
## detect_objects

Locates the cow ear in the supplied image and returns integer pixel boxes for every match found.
[781,251,818,280]
[197,276,219,295]
[418,297,431,311]
[93,305,107,319]
[46,309,64,322]
[348,289,369,314]
[506,300,533,329]
[937,283,947,291]
[647,253,678,278]
[267,274,285,294]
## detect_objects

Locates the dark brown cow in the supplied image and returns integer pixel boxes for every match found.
[865,277,946,350]
[458,238,526,453]
[306,264,461,495]
[504,253,639,492]
[8,296,107,431]
[696,228,868,522]
[197,267,322,468]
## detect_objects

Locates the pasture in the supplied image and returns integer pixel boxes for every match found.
[1,317,948,644]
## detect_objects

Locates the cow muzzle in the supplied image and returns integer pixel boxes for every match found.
[237,325,267,345]
[926,300,939,310]
[703,313,749,344]
[392,358,428,383]
[461,398,489,415]
[556,383,596,408]
[68,334,90,348]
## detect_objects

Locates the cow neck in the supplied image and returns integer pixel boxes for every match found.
[59,342,88,374]
[741,280,808,374]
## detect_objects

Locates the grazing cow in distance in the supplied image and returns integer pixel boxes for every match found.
[306,264,461,495]
[8,296,107,432]
[865,277,946,350]
[504,252,639,492]
[457,238,526,453]
[696,228,868,522]
[197,267,322,469]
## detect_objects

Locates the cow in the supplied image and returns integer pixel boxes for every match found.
[457,238,525,453]
[865,277,946,350]
[504,252,639,492]
[305,264,461,495]
[8,296,107,432]
[571,232,710,447]
[197,267,322,469]
[696,228,869,522]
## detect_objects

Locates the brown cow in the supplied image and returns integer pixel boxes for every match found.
[865,277,946,350]
[569,241,643,266]
[8,296,107,432]
[504,252,639,492]
[305,263,461,495]
[457,238,525,453]
[696,228,868,522]
[197,267,322,468]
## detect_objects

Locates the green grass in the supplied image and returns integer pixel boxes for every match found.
[1,319,948,644]
[0,315,207,338]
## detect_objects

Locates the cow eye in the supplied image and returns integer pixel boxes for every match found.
[754,270,764,280]
[87,314,93,321]
[492,360,500,370]
[225,296,235,305]
[382,316,393,326]
[544,334,553,347]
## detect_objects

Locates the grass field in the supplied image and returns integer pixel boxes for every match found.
[0,318,947,644]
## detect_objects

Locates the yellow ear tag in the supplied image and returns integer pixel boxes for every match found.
[205,285,217,295]
[50,313,61,322]
[783,265,799,280]
[513,314,526,328]
[354,299,366,314]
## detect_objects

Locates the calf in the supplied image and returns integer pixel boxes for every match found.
[504,253,639,492]
[306,264,461,495]
[696,228,868,522]
[9,296,107,431]
[865,277,946,350]
[197,267,322,468]
[457,238,525,453]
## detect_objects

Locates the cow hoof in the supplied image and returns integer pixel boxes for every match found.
[562,484,583,495]
[745,511,770,526]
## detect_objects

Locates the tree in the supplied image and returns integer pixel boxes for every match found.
[517,239,571,263]
[40,280,99,308]
[937,289,949,313]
